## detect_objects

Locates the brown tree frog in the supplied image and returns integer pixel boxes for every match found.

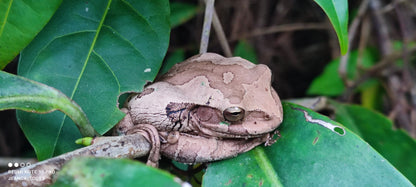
[115,53,283,166]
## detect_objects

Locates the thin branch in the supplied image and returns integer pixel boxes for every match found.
[339,0,370,88]
[368,45,416,75]
[199,0,215,54]
[357,16,371,69]
[231,23,328,41]
[212,10,232,57]
[341,46,416,102]
[346,46,416,87]
[380,0,408,13]
[370,0,392,55]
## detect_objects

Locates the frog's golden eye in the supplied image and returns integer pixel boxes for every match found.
[223,107,245,122]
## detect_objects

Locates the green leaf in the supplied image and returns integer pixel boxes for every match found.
[0,0,62,69]
[314,0,349,55]
[203,102,412,186]
[307,49,376,96]
[52,157,182,187]
[0,71,97,137]
[17,0,170,160]
[331,102,416,184]
[233,40,258,64]
[204,146,283,187]
[170,2,198,28]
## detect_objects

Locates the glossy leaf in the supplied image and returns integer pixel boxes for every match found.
[307,49,376,96]
[332,102,416,184]
[170,2,198,28]
[234,40,258,64]
[203,102,412,186]
[0,71,97,136]
[0,0,62,69]
[52,157,182,187]
[314,0,349,55]
[17,0,170,160]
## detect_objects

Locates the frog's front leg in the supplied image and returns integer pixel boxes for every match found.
[116,108,161,167]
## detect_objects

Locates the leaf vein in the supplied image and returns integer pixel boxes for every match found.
[0,0,13,38]
[102,25,147,63]
[253,147,283,186]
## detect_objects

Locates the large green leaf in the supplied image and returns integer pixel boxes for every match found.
[203,102,412,186]
[0,0,62,69]
[52,157,182,187]
[0,71,96,136]
[314,0,349,55]
[332,102,416,184]
[17,0,170,160]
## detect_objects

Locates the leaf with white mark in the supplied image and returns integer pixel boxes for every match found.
[203,102,412,186]
[292,107,345,136]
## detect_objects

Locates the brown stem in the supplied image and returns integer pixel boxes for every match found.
[341,46,416,101]
[212,10,232,57]
[339,0,370,89]
[231,23,329,41]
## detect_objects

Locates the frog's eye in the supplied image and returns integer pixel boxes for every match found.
[223,107,245,122]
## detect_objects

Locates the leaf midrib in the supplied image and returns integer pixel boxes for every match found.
[252,147,283,186]
[70,0,113,100]
[53,0,113,154]
[0,0,13,39]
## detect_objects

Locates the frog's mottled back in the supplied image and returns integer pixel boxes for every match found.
[116,53,283,165]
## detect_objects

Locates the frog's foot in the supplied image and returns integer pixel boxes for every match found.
[126,124,161,167]
[264,130,281,146]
